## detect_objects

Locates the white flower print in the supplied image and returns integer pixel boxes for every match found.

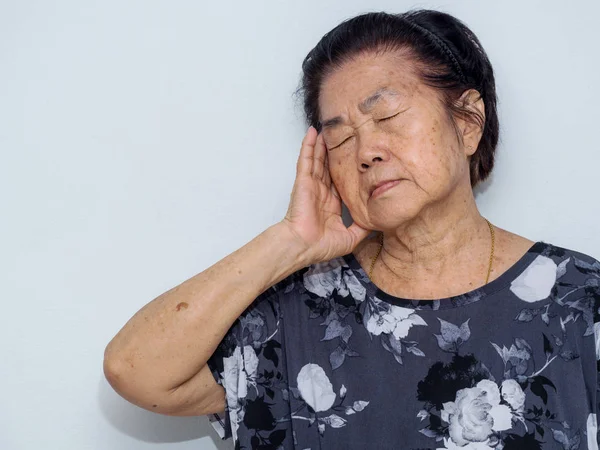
[441,380,513,447]
[500,379,525,413]
[366,297,427,339]
[291,365,369,437]
[342,267,367,301]
[510,255,558,302]
[220,345,259,441]
[437,437,494,450]
[594,322,600,360]
[297,363,337,412]
[588,413,598,450]
[223,345,259,401]
[303,259,366,301]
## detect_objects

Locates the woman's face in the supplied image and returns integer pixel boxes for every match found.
[319,51,477,232]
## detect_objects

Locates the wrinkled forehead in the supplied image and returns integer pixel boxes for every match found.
[317,53,426,124]
[319,87,401,129]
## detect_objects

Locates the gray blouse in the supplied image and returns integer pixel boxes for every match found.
[207,241,600,450]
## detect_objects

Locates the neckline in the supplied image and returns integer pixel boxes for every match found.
[341,241,548,310]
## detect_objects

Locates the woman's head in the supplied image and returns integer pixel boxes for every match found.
[298,10,498,231]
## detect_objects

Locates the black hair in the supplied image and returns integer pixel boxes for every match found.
[298,9,498,187]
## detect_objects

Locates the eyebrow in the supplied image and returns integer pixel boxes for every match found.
[320,87,400,129]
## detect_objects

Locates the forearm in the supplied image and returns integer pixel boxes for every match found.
[104,222,308,393]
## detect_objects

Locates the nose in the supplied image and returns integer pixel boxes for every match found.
[356,129,390,171]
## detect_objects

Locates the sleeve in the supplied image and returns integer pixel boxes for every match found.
[569,251,600,449]
[594,287,600,448]
[205,281,284,442]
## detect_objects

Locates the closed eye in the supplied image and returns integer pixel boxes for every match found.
[328,135,354,150]
[378,112,401,122]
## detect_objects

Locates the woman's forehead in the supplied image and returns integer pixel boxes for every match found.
[320,86,403,130]
[318,53,423,120]
[359,87,402,112]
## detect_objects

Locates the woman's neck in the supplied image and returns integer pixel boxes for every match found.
[386,199,486,266]
[367,189,495,298]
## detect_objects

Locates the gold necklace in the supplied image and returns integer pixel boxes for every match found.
[368,218,495,284]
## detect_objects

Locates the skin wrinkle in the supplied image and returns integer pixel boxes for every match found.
[358,87,400,114]
[321,86,402,130]
[318,50,518,298]
[322,103,411,150]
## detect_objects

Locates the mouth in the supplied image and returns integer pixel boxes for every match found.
[370,179,402,198]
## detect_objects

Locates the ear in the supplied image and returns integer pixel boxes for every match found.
[455,89,485,157]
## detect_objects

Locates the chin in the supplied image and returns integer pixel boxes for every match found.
[367,203,423,231]
[345,193,423,230]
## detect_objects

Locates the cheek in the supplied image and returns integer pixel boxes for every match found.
[328,153,348,183]
[329,157,361,201]
[403,120,457,180]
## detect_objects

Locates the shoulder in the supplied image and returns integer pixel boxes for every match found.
[495,240,600,323]
[514,240,600,292]
[536,241,600,274]
[543,242,600,310]
[531,241,600,319]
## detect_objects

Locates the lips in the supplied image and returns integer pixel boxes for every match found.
[370,179,402,198]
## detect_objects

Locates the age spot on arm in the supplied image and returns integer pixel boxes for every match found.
[175,302,189,312]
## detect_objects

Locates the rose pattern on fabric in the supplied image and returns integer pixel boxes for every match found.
[434,318,471,354]
[303,259,366,301]
[588,413,598,450]
[364,296,427,364]
[500,379,526,413]
[206,244,600,449]
[297,364,336,412]
[594,322,600,360]
[437,437,495,450]
[289,363,369,436]
[510,255,559,303]
[513,254,600,370]
[206,286,293,449]
[303,262,367,370]
[441,380,513,447]
[220,345,260,441]
[303,261,428,368]
[365,296,427,339]
[418,315,592,449]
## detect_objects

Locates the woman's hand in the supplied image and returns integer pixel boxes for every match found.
[280,126,371,264]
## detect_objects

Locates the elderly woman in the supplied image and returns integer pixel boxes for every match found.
[104,9,600,450]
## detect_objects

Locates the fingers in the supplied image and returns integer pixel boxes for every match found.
[296,126,318,177]
[322,145,332,184]
[312,133,327,179]
[316,137,341,202]
[313,138,339,201]
[330,181,340,200]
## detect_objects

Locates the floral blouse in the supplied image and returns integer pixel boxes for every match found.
[206,241,600,450]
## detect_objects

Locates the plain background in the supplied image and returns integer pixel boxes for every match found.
[2,0,599,449]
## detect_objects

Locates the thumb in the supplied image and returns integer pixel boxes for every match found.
[346,222,372,250]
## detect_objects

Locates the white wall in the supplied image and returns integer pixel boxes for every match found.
[2,0,598,449]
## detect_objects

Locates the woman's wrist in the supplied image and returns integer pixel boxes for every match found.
[265,222,313,277]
